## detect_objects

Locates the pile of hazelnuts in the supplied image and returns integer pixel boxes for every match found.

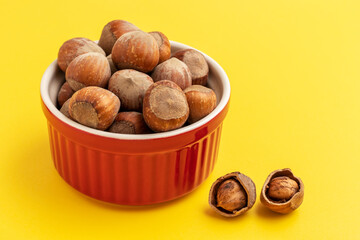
[57,20,217,134]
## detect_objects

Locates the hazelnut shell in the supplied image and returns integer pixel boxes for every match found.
[98,20,140,55]
[108,69,153,112]
[111,31,159,73]
[57,81,74,107]
[108,112,151,134]
[143,80,189,132]
[151,58,192,90]
[173,49,209,86]
[260,168,304,214]
[209,172,256,217]
[184,85,217,123]
[59,99,72,120]
[149,31,171,64]
[68,86,120,130]
[65,52,111,91]
[57,37,105,72]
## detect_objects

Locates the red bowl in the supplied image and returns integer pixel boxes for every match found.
[40,41,230,205]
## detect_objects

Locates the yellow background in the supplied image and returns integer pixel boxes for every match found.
[0,0,359,239]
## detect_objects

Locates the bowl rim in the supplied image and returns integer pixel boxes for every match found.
[40,41,230,140]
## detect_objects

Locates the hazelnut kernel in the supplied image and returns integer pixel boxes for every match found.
[216,179,247,212]
[267,176,299,201]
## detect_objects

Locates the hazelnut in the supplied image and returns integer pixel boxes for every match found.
[143,80,189,132]
[59,99,72,119]
[216,179,247,212]
[184,85,217,123]
[173,49,209,86]
[260,168,304,214]
[209,172,256,217]
[108,112,151,134]
[57,37,105,72]
[111,31,159,73]
[268,177,299,201]
[65,52,111,91]
[107,54,118,75]
[151,58,192,90]
[98,20,140,55]
[68,86,120,130]
[149,31,171,63]
[108,69,153,112]
[57,82,74,107]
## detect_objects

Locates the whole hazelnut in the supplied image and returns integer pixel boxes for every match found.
[65,52,111,91]
[260,168,304,214]
[151,58,192,90]
[173,49,209,86]
[107,54,118,75]
[57,82,75,107]
[111,31,159,73]
[149,31,171,64]
[108,69,153,112]
[209,172,256,217]
[184,85,217,123]
[59,99,72,119]
[98,20,140,55]
[68,86,120,130]
[57,37,105,72]
[143,80,189,132]
[108,112,151,134]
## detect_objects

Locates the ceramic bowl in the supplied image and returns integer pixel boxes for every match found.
[40,41,230,205]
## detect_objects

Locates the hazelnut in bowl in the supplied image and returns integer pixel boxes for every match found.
[40,41,230,205]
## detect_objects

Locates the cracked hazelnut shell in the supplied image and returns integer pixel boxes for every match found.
[260,168,304,214]
[209,172,256,217]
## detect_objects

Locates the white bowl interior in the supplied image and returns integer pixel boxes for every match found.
[40,41,230,140]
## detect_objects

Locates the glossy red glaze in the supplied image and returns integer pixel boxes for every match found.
[41,41,230,205]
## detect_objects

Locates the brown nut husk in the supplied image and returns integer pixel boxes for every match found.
[260,168,304,214]
[209,172,256,217]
